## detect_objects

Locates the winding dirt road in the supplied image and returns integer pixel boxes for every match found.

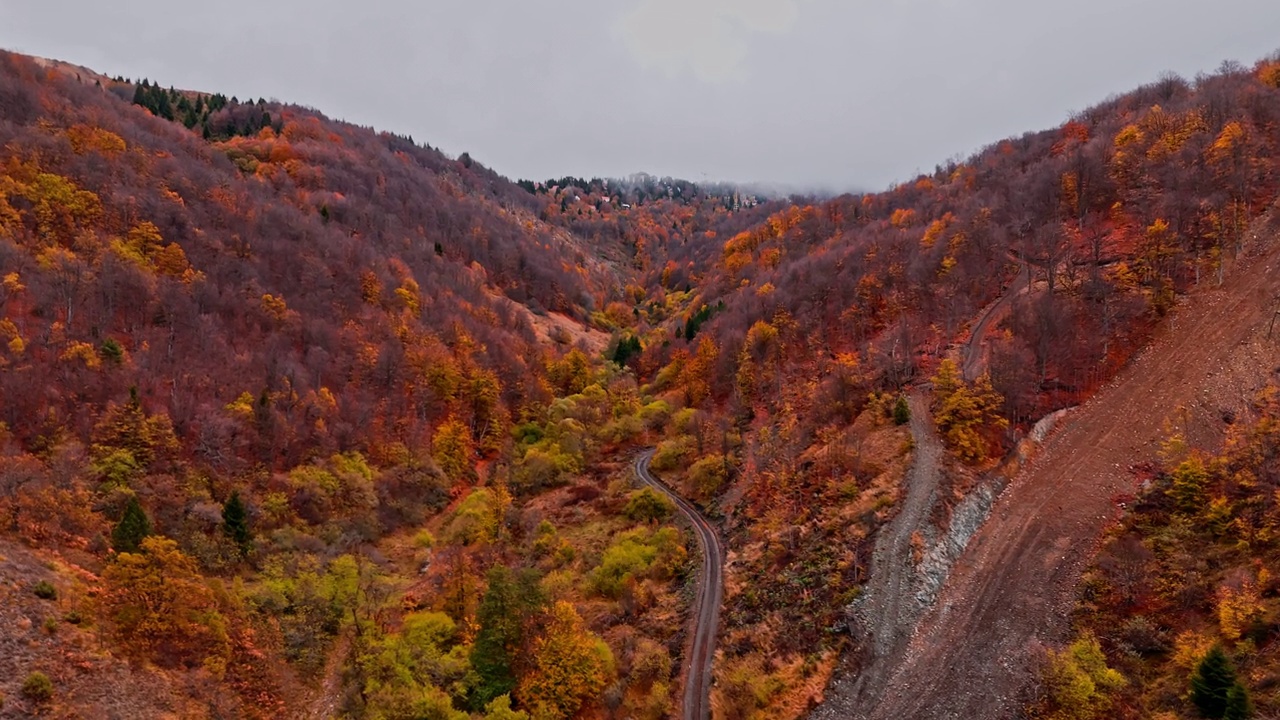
[635,450,723,720]
[857,239,1280,718]
[810,392,944,717]
[963,254,1031,381]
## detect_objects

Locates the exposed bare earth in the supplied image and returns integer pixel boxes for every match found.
[810,392,944,717]
[847,238,1280,719]
[304,628,351,720]
[634,450,723,720]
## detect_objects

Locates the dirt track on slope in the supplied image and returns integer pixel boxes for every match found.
[963,256,1031,381]
[859,239,1280,719]
[634,450,723,720]
[810,392,944,716]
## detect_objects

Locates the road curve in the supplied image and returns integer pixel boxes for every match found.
[634,450,723,720]
[962,254,1030,381]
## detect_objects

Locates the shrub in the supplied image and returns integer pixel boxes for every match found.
[624,488,674,523]
[413,529,436,549]
[588,527,686,598]
[21,671,53,703]
[32,580,57,600]
[1038,632,1125,719]
[687,454,729,499]
[893,395,911,425]
[445,488,501,546]
[650,436,694,473]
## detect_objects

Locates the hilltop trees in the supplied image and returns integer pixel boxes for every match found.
[7,43,1280,720]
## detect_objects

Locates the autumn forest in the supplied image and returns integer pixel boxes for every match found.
[4,47,1280,720]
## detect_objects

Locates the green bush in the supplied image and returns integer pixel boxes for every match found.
[99,337,124,364]
[32,580,57,600]
[21,671,53,703]
[650,436,694,473]
[638,400,672,431]
[444,488,500,546]
[624,488,674,523]
[687,454,729,499]
[588,527,686,598]
[892,395,911,425]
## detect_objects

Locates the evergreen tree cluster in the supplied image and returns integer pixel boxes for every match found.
[677,300,724,342]
[129,78,278,140]
[131,78,226,129]
[611,334,642,366]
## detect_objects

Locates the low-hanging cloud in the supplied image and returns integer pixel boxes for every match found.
[616,0,802,83]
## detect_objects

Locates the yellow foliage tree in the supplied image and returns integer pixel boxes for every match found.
[152,242,191,277]
[1216,576,1264,642]
[261,293,289,321]
[1037,632,1126,720]
[518,601,614,719]
[932,359,1007,463]
[548,348,593,396]
[1260,62,1280,89]
[433,416,475,482]
[22,172,101,246]
[100,536,231,669]
[681,337,718,407]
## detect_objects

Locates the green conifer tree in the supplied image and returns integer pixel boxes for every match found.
[1225,682,1254,720]
[111,496,152,554]
[1192,645,1237,718]
[471,567,521,707]
[893,394,911,425]
[471,567,544,709]
[222,491,251,554]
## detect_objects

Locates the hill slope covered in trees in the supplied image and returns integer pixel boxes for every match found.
[4,48,1280,719]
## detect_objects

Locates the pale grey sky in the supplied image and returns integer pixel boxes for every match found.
[3,1,1279,191]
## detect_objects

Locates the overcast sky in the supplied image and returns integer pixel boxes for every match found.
[3,1,1279,192]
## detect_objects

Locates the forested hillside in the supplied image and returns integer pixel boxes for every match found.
[0,52,695,719]
[619,58,1280,715]
[3,47,1280,720]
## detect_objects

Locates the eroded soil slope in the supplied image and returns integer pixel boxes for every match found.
[865,236,1280,719]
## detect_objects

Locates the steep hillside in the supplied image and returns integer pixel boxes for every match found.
[625,59,1280,716]
[5,46,1280,720]
[0,51,621,469]
[0,51,694,719]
